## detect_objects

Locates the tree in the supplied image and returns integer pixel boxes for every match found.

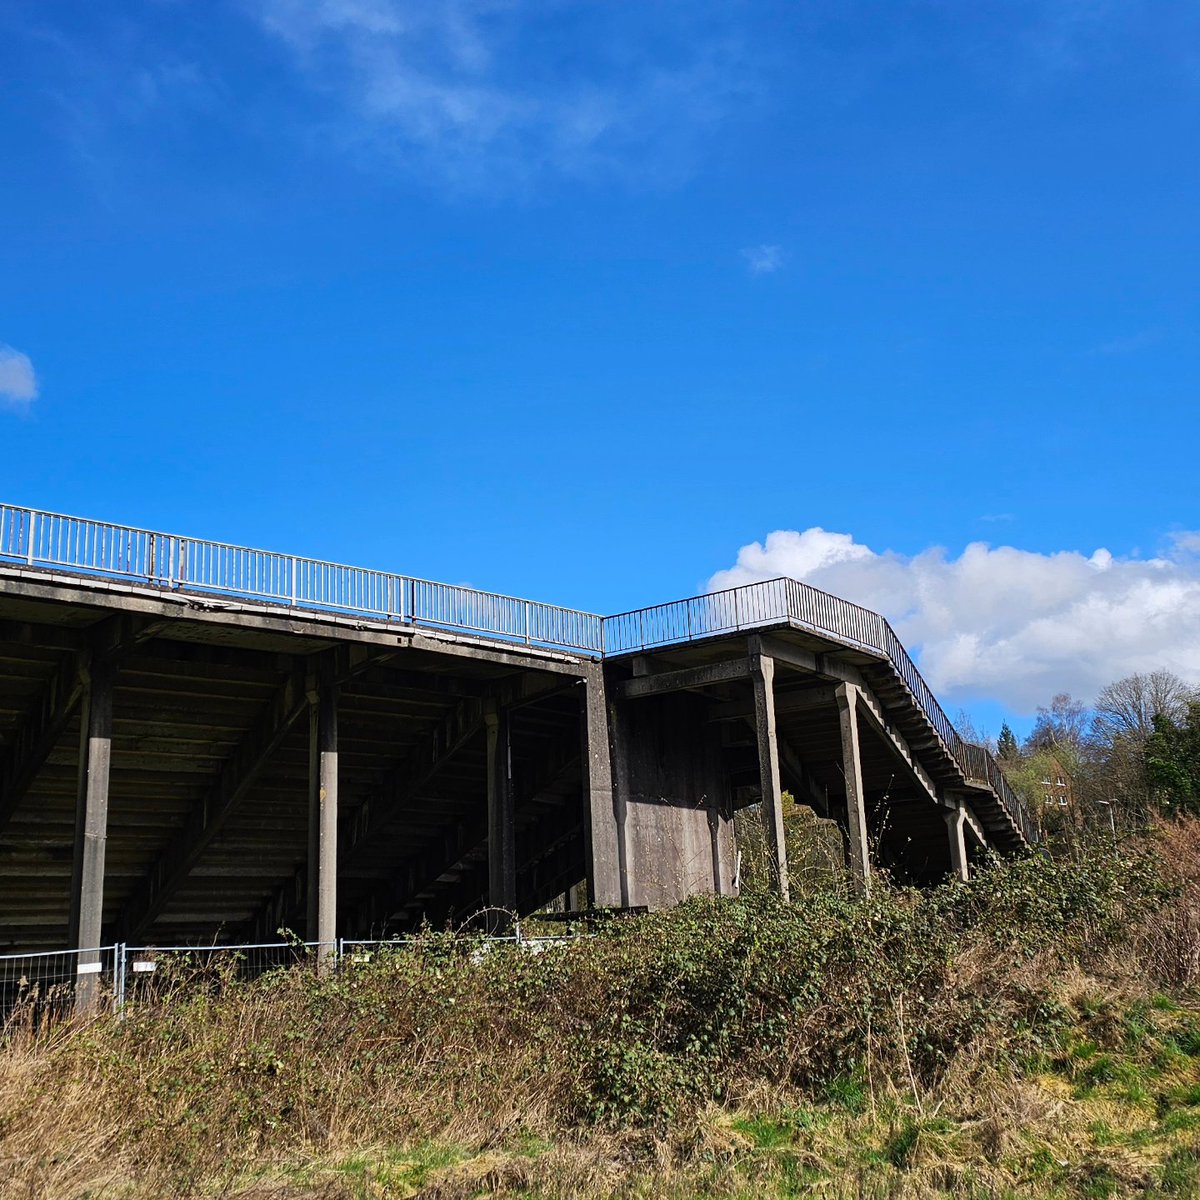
[1025,693,1088,760]
[1144,702,1200,816]
[1092,670,1196,746]
[1089,671,1198,820]
[997,723,1019,762]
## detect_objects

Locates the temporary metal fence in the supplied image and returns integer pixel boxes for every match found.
[0,503,1034,843]
[0,503,604,653]
[0,932,582,1026]
[0,945,123,1026]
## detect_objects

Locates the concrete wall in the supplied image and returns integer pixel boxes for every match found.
[615,692,736,908]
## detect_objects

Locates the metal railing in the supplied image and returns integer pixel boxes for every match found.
[0,503,1035,844]
[0,504,604,653]
[606,576,1038,846]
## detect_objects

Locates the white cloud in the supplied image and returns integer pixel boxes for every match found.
[742,243,784,274]
[0,346,38,411]
[709,529,1200,713]
[249,1,750,191]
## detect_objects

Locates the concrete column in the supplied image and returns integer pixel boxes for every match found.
[486,698,516,920]
[945,802,969,882]
[305,674,320,940]
[69,657,113,1011]
[835,683,871,894]
[749,650,789,901]
[582,663,623,909]
[316,665,338,961]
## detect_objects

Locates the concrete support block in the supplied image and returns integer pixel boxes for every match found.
[316,662,338,964]
[486,698,516,920]
[835,683,872,894]
[582,663,624,908]
[945,802,969,882]
[305,674,320,941]
[750,649,789,901]
[69,657,113,1011]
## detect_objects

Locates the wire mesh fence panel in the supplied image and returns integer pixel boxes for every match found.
[122,942,331,1006]
[0,947,119,1028]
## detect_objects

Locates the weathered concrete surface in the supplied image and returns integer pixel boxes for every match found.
[613,692,736,909]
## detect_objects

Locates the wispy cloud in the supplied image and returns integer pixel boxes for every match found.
[1089,329,1162,356]
[0,346,38,412]
[741,243,784,275]
[248,1,754,192]
[710,527,1200,713]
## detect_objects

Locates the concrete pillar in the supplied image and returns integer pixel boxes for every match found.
[582,663,623,909]
[486,698,516,920]
[945,802,969,882]
[69,657,113,1011]
[835,683,871,894]
[305,675,320,940]
[749,650,789,901]
[316,665,338,962]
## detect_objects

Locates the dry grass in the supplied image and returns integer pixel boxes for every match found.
[3,822,1200,1199]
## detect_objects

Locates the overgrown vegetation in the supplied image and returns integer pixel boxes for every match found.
[984,670,1200,846]
[4,821,1200,1198]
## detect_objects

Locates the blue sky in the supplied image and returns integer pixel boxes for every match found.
[2,1,1198,730]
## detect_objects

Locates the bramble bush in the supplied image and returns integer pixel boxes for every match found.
[1,825,1196,1197]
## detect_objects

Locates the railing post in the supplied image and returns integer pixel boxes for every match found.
[290,557,298,606]
[25,511,36,565]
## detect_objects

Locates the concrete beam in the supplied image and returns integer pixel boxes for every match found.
[316,659,338,963]
[755,635,865,687]
[618,657,752,700]
[118,667,309,940]
[945,803,969,882]
[582,663,622,909]
[485,697,515,922]
[852,686,942,808]
[749,645,789,901]
[835,683,871,894]
[708,684,837,723]
[305,680,320,939]
[0,568,589,674]
[68,657,113,949]
[69,657,113,1011]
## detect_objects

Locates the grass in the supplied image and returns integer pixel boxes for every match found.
[3,820,1200,1199]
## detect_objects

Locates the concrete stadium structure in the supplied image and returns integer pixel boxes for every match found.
[0,504,1037,956]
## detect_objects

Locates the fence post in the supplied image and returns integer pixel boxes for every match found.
[524,602,531,645]
[25,511,36,565]
[114,942,128,1016]
[290,557,298,606]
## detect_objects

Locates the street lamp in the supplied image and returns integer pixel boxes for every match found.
[1096,798,1117,852]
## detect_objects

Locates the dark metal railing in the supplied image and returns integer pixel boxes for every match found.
[606,576,1038,845]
